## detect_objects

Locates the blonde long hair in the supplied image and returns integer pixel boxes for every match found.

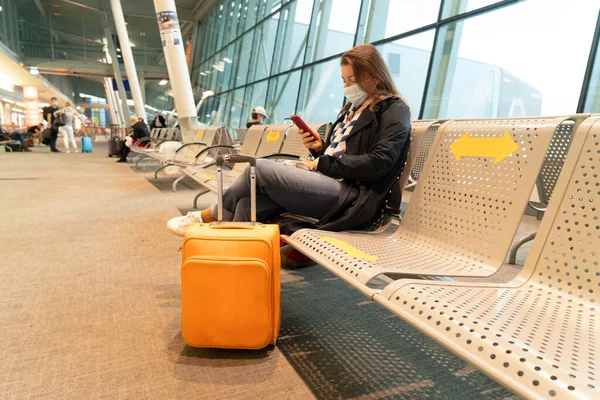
[340,44,408,113]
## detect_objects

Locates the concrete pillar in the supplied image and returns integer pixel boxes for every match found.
[137,69,146,106]
[103,78,119,125]
[153,0,198,143]
[105,29,131,125]
[110,0,146,119]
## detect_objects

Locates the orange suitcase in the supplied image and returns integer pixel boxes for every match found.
[181,155,280,349]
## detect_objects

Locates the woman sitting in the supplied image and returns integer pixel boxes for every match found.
[167,44,411,236]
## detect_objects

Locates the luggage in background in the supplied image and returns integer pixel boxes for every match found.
[4,143,23,152]
[108,126,123,157]
[181,154,281,349]
[81,136,93,153]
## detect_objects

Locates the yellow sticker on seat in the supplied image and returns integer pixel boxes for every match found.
[203,174,216,180]
[321,236,378,262]
[196,130,204,137]
[266,130,280,143]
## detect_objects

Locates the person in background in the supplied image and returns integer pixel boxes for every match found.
[26,122,43,138]
[54,101,83,153]
[42,97,60,152]
[117,116,150,163]
[168,44,411,239]
[246,106,268,128]
[1,126,32,152]
[150,113,166,129]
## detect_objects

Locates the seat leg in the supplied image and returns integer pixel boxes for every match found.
[154,164,169,179]
[135,155,149,168]
[508,231,537,264]
[142,160,158,172]
[193,188,210,208]
[172,175,186,192]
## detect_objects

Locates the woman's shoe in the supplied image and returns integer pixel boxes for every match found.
[166,212,204,236]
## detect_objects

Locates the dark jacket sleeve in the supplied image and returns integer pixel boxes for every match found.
[132,124,149,140]
[316,101,411,182]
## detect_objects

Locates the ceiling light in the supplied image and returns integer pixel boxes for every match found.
[200,72,206,76]
[117,55,122,58]
[117,48,121,52]
[29,67,39,75]
[223,58,232,63]
[2,98,14,104]
[159,80,168,86]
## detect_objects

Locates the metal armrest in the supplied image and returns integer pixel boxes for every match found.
[261,153,302,160]
[192,145,234,167]
[527,201,547,213]
[170,142,209,163]
[175,142,208,153]
[134,137,152,148]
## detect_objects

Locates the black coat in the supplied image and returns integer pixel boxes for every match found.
[131,121,150,140]
[310,96,411,231]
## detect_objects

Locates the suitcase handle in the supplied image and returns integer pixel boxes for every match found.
[216,155,257,222]
[216,154,256,167]
[209,223,255,230]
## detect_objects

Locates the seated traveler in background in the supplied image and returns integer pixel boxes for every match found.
[117,116,150,163]
[150,113,166,129]
[167,43,411,236]
[2,127,32,152]
[246,106,268,129]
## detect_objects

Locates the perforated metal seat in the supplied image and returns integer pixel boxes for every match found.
[195,124,293,192]
[183,124,269,188]
[405,120,445,187]
[373,115,600,400]
[285,117,580,293]
[365,120,442,233]
[151,127,233,182]
[508,120,577,263]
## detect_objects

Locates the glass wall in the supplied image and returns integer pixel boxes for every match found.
[192,0,600,130]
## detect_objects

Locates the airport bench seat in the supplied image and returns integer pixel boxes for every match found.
[373,115,600,400]
[284,116,581,294]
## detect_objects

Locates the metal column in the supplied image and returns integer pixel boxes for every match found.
[103,78,119,125]
[105,29,131,124]
[153,0,199,143]
[110,0,146,119]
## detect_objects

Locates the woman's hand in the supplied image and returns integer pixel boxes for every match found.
[297,128,323,152]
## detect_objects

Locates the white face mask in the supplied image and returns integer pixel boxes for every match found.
[343,84,367,106]
[343,76,373,106]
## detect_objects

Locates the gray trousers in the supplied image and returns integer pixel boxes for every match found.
[211,159,342,222]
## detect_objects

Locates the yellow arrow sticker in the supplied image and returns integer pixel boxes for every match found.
[321,236,378,262]
[203,174,216,180]
[450,131,518,165]
[196,130,204,137]
[266,130,280,143]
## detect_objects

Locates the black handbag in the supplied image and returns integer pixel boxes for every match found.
[55,113,66,127]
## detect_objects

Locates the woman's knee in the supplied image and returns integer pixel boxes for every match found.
[254,159,283,185]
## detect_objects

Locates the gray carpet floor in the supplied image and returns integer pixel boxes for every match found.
[0,139,532,399]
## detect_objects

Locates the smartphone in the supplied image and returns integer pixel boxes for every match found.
[290,114,320,141]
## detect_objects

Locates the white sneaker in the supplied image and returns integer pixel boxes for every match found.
[166,212,204,236]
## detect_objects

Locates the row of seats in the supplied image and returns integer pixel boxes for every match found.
[183,123,329,208]
[280,115,599,400]
[128,115,596,398]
